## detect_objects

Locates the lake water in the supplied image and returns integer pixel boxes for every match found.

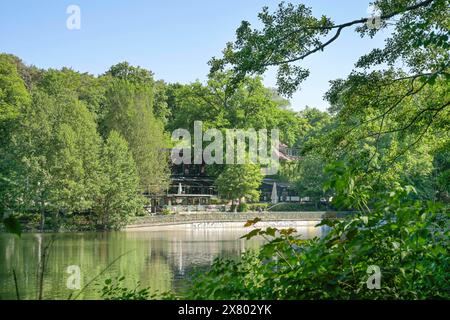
[0,221,325,300]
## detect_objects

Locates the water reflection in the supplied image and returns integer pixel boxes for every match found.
[0,221,325,300]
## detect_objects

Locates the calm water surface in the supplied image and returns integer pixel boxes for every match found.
[0,222,324,299]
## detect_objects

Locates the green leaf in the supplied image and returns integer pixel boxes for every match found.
[279,228,296,236]
[263,227,277,237]
[240,228,261,240]
[360,216,368,225]
[345,228,358,240]
[316,219,337,227]
[244,217,261,227]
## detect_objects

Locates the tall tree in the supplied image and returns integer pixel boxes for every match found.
[153,80,171,124]
[38,68,106,118]
[0,54,30,123]
[0,54,31,234]
[94,131,143,230]
[12,89,101,230]
[209,0,449,199]
[102,63,169,194]
[167,72,300,145]
[210,0,449,157]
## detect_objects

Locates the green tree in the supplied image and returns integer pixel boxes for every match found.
[294,107,332,153]
[38,68,106,118]
[215,163,263,211]
[153,80,171,124]
[105,62,154,85]
[294,154,330,208]
[210,1,449,185]
[167,72,300,146]
[94,131,143,230]
[0,53,31,234]
[323,72,448,199]
[12,89,101,230]
[102,69,169,194]
[0,54,30,123]
[433,141,450,202]
[210,0,448,96]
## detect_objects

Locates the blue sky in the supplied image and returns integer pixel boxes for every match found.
[0,0,390,111]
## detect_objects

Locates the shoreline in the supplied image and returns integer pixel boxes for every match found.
[125,219,324,231]
[126,211,347,230]
[0,211,348,234]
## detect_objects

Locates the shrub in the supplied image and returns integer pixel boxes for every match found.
[247,203,269,211]
[99,277,176,300]
[23,213,41,231]
[237,202,248,212]
[268,202,325,211]
[62,214,95,232]
[161,208,174,215]
[187,186,450,299]
[210,198,227,205]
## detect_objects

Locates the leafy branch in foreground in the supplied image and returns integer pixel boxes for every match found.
[98,276,176,300]
[211,0,447,97]
[187,164,449,299]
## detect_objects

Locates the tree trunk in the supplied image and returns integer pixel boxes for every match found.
[40,207,45,232]
[53,211,59,232]
[105,211,109,230]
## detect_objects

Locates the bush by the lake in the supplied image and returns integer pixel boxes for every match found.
[98,276,176,300]
[187,185,449,299]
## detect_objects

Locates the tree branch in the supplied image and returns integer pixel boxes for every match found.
[262,0,436,67]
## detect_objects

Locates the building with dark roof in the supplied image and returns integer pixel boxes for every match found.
[147,145,301,213]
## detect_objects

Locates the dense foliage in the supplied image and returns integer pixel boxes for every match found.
[99,276,175,300]
[186,0,450,300]
[93,131,143,230]
[215,163,263,211]
[0,54,168,231]
[188,181,449,299]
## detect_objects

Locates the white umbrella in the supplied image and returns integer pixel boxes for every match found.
[271,182,278,204]
[178,183,183,195]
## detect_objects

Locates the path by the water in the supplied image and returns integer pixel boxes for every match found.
[126,211,346,229]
